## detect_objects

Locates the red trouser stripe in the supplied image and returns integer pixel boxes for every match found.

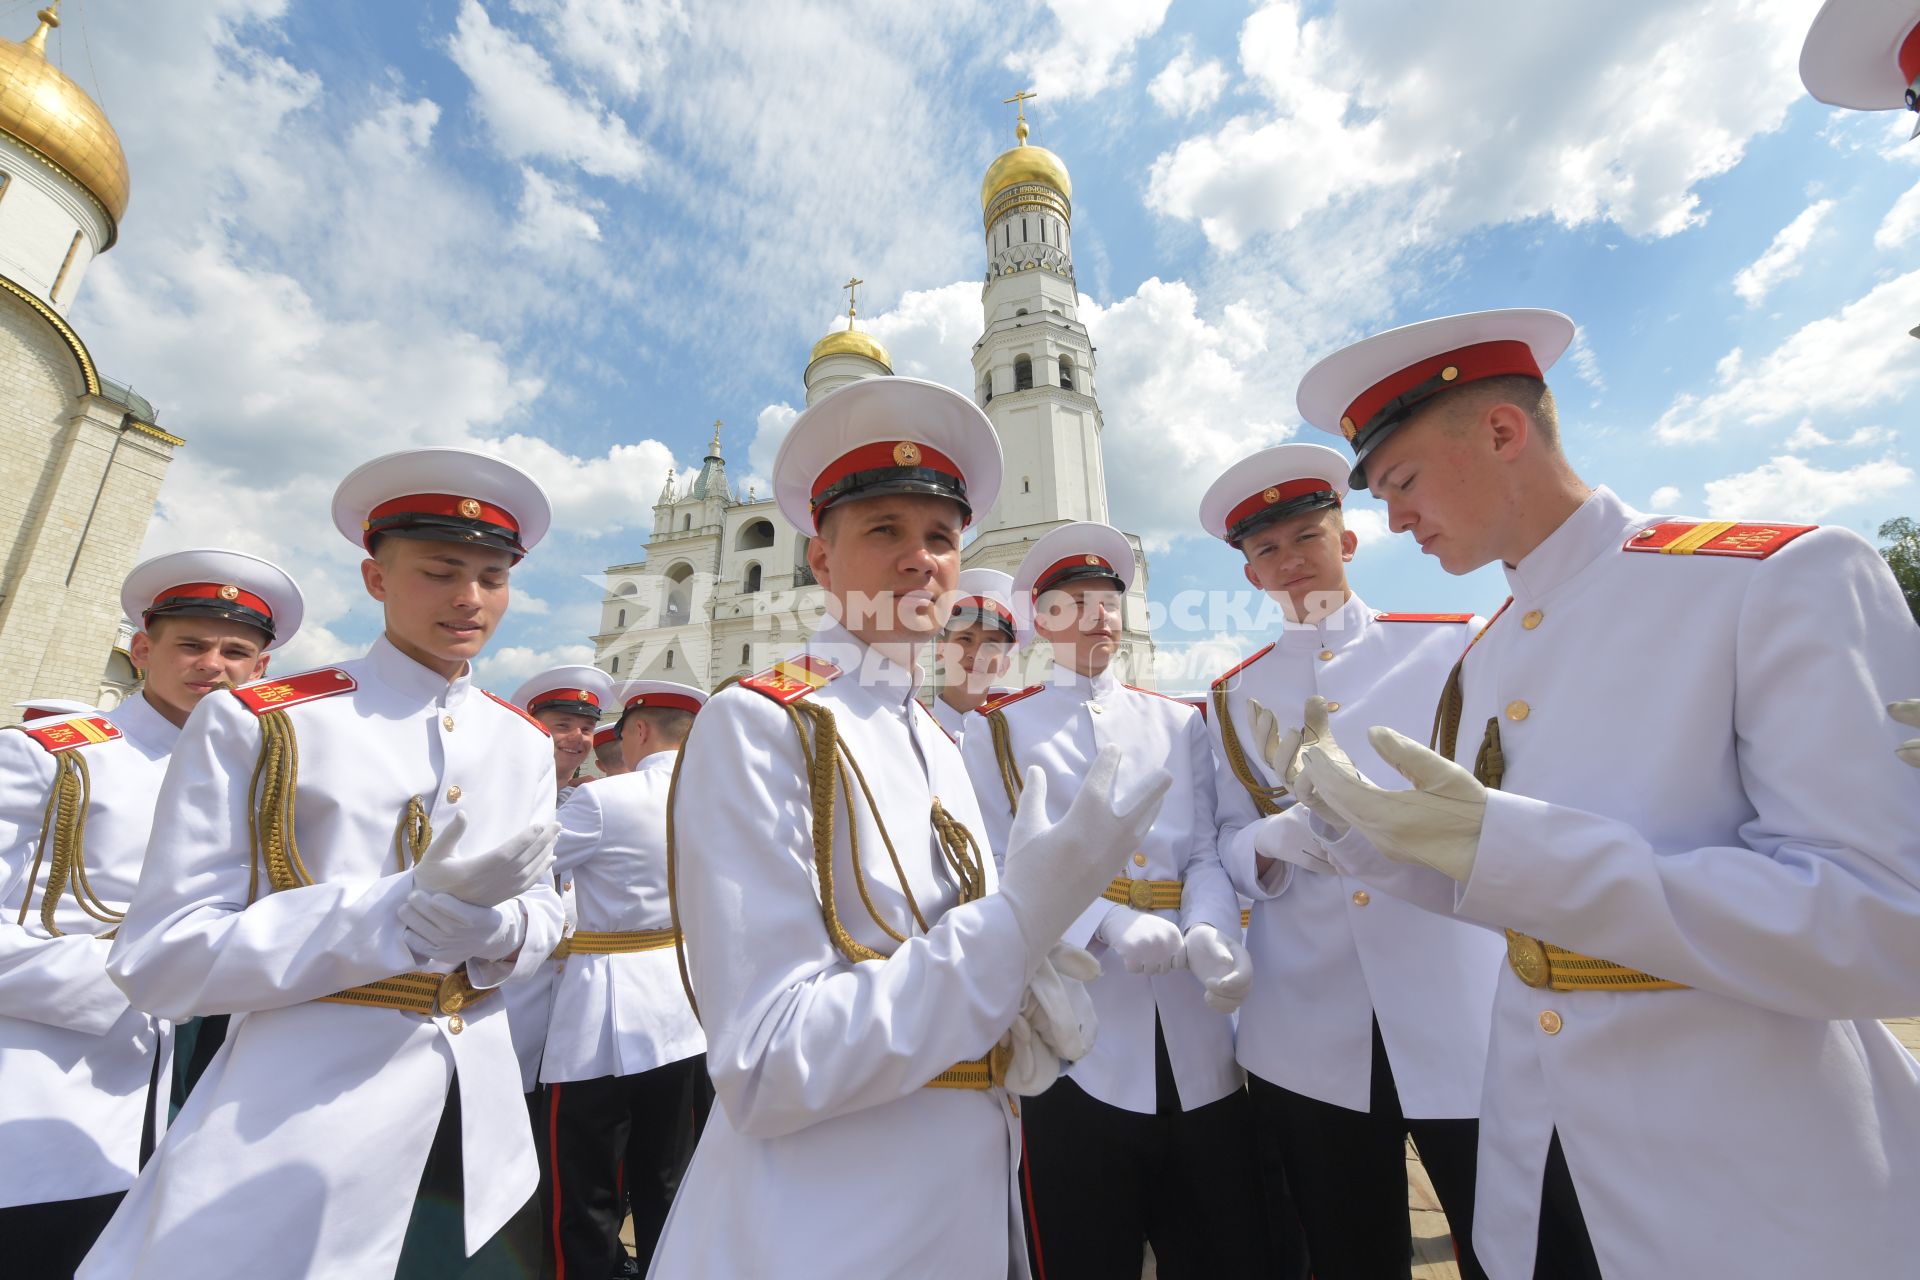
[1020,1124,1047,1280]
[548,1083,566,1280]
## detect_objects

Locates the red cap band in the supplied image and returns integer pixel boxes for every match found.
[528,688,602,712]
[1901,21,1920,85]
[953,596,1016,628]
[1034,554,1120,596]
[149,582,274,620]
[623,692,703,715]
[810,440,962,509]
[592,723,620,747]
[364,493,521,548]
[1341,340,1542,442]
[1225,478,1341,536]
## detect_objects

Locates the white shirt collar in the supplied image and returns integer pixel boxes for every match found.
[116,691,182,752]
[369,632,470,705]
[1504,486,1639,602]
[1049,660,1121,699]
[804,618,923,707]
[1277,591,1370,652]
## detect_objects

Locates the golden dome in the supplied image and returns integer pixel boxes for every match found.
[809,325,892,371]
[980,119,1071,220]
[0,9,129,242]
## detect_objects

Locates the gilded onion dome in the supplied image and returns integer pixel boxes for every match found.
[980,116,1070,224]
[808,324,892,371]
[0,7,130,242]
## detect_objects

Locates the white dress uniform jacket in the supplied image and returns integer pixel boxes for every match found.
[1326,488,1920,1278]
[0,696,174,1207]
[542,750,703,1084]
[81,637,565,1277]
[649,622,1031,1280]
[929,694,968,745]
[961,664,1243,1115]
[1212,596,1502,1118]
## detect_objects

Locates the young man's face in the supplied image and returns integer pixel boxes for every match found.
[939,622,1014,693]
[1364,405,1504,575]
[1032,579,1123,673]
[131,618,271,720]
[808,494,964,645]
[535,708,597,781]
[362,539,513,670]
[1239,505,1355,618]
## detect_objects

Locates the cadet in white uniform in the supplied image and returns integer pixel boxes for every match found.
[1281,309,1920,1278]
[83,449,568,1280]
[650,377,1167,1280]
[962,521,1269,1279]
[589,720,628,779]
[929,567,1022,744]
[1199,443,1499,1280]
[543,679,709,1276]
[0,549,301,1278]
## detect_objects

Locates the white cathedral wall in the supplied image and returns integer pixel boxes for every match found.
[0,134,107,312]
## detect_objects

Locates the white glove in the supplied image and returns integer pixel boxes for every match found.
[399,890,528,964]
[1891,701,1920,770]
[1024,943,1100,1062]
[1300,725,1487,883]
[997,745,1171,972]
[1273,696,1355,837]
[412,812,560,908]
[1184,923,1254,1013]
[1000,1018,1060,1097]
[1250,811,1336,874]
[1246,698,1298,789]
[1095,906,1188,974]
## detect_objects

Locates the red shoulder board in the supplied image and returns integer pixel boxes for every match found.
[1125,684,1186,704]
[1623,521,1816,559]
[231,669,357,715]
[483,690,551,737]
[1210,642,1276,690]
[16,716,122,754]
[739,656,843,706]
[979,685,1043,715]
[1374,612,1475,623]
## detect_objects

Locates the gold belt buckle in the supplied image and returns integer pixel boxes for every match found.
[436,967,477,1015]
[1505,931,1551,989]
[1128,880,1155,911]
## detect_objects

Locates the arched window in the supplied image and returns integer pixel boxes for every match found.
[744,562,763,593]
[665,651,674,669]
[665,563,694,624]
[610,655,620,673]
[1014,355,1033,391]
[1023,476,1031,494]
[1059,355,1076,391]
[735,519,775,552]
[741,643,751,665]
[680,514,691,531]
[616,608,626,627]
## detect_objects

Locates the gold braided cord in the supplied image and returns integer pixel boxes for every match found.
[929,798,987,905]
[986,709,1022,813]
[1211,685,1284,817]
[25,752,121,936]
[786,700,885,963]
[835,745,930,940]
[246,709,317,898]
[664,743,701,1022]
[392,795,431,872]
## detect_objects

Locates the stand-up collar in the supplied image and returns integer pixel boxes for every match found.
[805,618,923,707]
[1049,660,1122,699]
[1277,592,1370,654]
[1504,486,1640,602]
[117,691,182,753]
[369,632,471,705]
[634,749,678,775]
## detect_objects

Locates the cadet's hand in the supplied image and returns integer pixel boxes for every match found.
[1096,907,1187,975]
[1184,924,1254,1013]
[1284,696,1356,836]
[1891,701,1920,770]
[1024,943,1100,1063]
[399,890,527,964]
[1250,812,1336,875]
[1247,698,1300,790]
[412,813,559,908]
[1000,1017,1060,1097]
[997,745,1172,972]
[1301,726,1486,882]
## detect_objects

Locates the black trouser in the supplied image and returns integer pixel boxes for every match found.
[546,1055,710,1277]
[1018,1019,1280,1280]
[1247,1019,1487,1279]
[1535,1130,1602,1280]
[394,1078,546,1280]
[0,1192,123,1279]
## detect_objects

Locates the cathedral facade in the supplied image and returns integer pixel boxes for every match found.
[0,8,178,712]
[590,110,1154,693]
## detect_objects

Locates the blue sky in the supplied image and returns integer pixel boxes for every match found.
[39,0,1920,691]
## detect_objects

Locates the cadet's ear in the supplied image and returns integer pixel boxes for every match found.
[805,533,832,592]
[361,557,388,603]
[249,653,271,680]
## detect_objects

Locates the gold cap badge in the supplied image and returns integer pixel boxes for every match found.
[217,584,240,601]
[1339,416,1357,441]
[1262,487,1281,504]
[457,498,482,519]
[892,441,921,467]
[1083,554,1101,566]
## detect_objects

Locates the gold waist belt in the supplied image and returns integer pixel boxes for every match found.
[1505,930,1687,992]
[553,927,678,959]
[1101,877,1183,911]
[316,966,492,1016]
[925,1041,1012,1092]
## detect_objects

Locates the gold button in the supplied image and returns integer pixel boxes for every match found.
[1089,703,1104,715]
[1132,853,1147,867]
[1505,701,1529,722]
[1009,1098,1020,1118]
[1351,890,1370,906]
[448,1015,465,1034]
[442,715,456,731]
[1538,1010,1562,1035]
[1326,701,1341,712]
[562,880,573,893]
[1521,610,1542,630]
[1318,650,1334,662]
[446,785,462,802]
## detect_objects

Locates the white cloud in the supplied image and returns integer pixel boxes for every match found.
[1655,270,1920,442]
[479,434,685,533]
[1874,177,1920,252]
[446,0,652,183]
[1783,422,1896,450]
[1567,326,1605,392]
[508,0,688,99]
[1149,0,1808,252]
[1703,455,1914,521]
[1149,48,1228,118]
[473,641,598,691]
[1005,0,1171,100]
[1650,485,1683,510]
[510,167,604,254]
[1732,198,1834,305]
